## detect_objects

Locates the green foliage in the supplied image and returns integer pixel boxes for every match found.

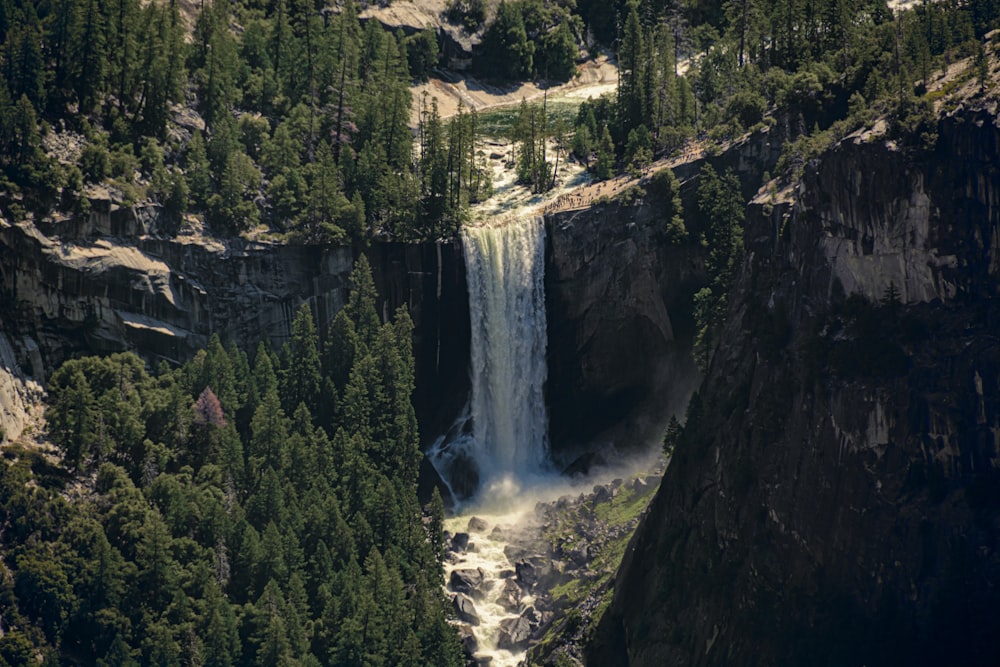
[890,94,939,151]
[692,165,745,370]
[647,167,686,242]
[80,141,110,183]
[594,124,614,180]
[662,416,682,456]
[446,0,488,32]
[624,124,652,175]
[475,0,579,83]
[403,29,440,81]
[0,0,466,242]
[8,257,460,666]
[477,0,534,81]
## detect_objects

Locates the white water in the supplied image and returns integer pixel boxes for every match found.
[444,508,537,667]
[428,214,553,666]
[429,214,551,500]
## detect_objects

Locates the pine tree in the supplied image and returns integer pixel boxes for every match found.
[281,303,323,416]
[345,255,381,349]
[617,0,646,132]
[594,124,615,180]
[248,388,289,485]
[478,0,533,80]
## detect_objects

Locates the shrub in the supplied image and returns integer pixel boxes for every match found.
[80,143,110,183]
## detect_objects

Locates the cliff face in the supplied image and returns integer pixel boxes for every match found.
[368,240,471,443]
[0,216,353,371]
[592,105,1000,666]
[0,212,470,447]
[544,203,704,466]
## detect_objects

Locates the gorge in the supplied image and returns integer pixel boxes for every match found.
[2,75,998,667]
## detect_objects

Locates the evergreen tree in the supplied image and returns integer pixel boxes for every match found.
[594,124,615,180]
[281,303,323,417]
[617,0,646,133]
[345,255,381,349]
[477,0,534,81]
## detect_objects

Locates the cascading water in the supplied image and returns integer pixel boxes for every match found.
[429,214,551,501]
[430,214,555,667]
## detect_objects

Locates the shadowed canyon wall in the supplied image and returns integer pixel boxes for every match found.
[590,106,1000,667]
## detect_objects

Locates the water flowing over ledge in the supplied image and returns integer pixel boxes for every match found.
[428,214,551,502]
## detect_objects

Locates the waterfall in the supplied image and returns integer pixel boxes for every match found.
[429,215,550,501]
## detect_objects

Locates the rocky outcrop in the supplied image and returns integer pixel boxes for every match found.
[0,332,44,443]
[590,105,1000,666]
[0,216,354,372]
[544,203,704,467]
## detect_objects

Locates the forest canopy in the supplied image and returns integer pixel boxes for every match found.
[0,257,462,666]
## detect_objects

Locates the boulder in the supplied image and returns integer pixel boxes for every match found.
[592,484,613,503]
[449,568,485,597]
[496,578,522,613]
[522,606,543,629]
[514,560,537,589]
[450,532,470,552]
[567,544,589,567]
[467,516,488,532]
[515,557,553,590]
[497,615,533,651]
[453,593,480,626]
[456,624,478,656]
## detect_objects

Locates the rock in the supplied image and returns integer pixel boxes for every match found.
[496,578,522,613]
[592,106,1000,667]
[497,615,533,651]
[631,477,649,493]
[592,485,613,503]
[450,532,470,552]
[498,569,516,579]
[453,594,480,626]
[449,568,485,597]
[545,195,713,463]
[515,560,537,589]
[567,545,589,567]
[0,222,472,463]
[522,606,542,626]
[489,526,506,540]
[456,624,478,655]
[467,516,488,532]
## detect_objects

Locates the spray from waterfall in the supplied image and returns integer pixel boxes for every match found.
[428,214,550,503]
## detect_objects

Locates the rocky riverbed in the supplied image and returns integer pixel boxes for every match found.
[442,462,665,666]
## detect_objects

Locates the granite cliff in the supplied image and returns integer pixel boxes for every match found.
[544,203,704,467]
[590,100,1000,666]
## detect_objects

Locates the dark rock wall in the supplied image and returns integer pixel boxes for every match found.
[544,203,705,467]
[591,108,1000,667]
[367,241,471,444]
